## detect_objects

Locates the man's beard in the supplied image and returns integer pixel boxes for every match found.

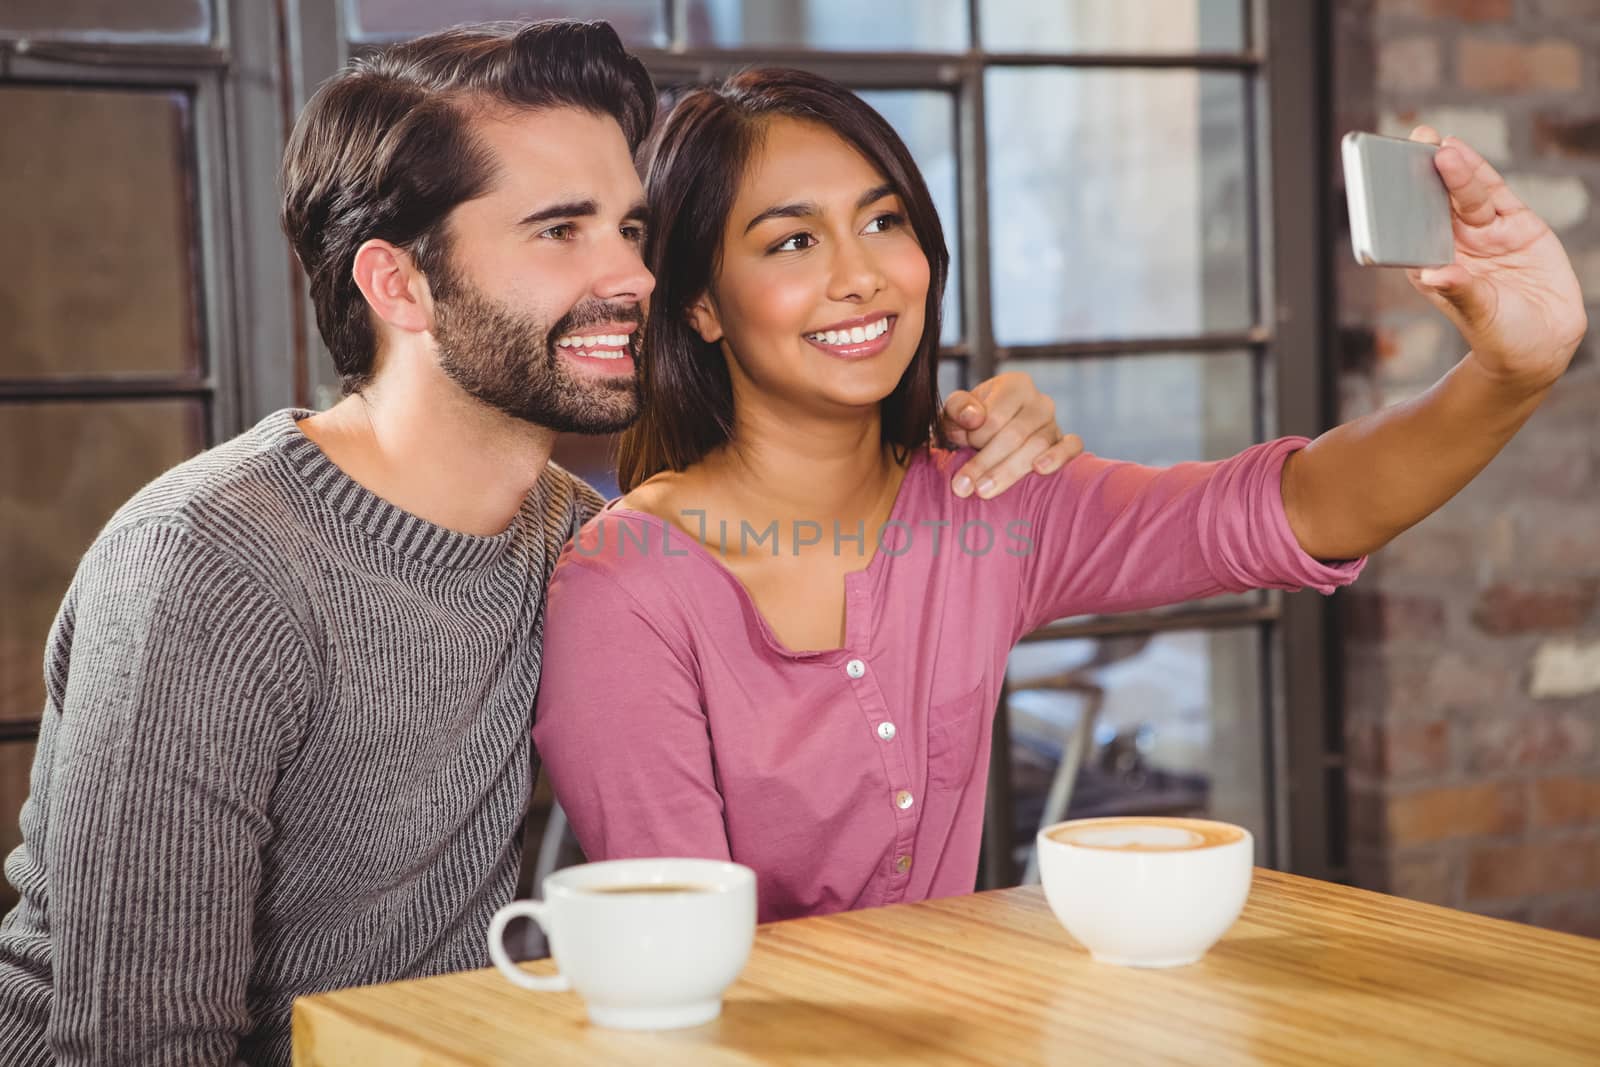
[431,270,642,435]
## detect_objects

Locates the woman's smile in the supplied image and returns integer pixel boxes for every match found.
[802,312,897,360]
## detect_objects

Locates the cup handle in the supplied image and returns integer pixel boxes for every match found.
[487,900,572,992]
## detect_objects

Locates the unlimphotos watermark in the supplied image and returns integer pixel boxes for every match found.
[576,510,1035,559]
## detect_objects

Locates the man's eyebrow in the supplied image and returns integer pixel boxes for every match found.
[623,200,650,226]
[518,199,598,227]
[742,183,899,234]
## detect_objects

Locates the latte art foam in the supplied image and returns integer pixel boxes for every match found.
[1046,817,1246,852]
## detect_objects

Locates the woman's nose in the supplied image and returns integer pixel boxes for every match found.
[827,238,887,303]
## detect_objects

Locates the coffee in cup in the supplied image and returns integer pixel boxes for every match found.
[1035,816,1253,968]
[487,857,756,1030]
[1045,816,1247,852]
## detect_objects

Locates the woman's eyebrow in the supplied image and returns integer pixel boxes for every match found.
[742,183,898,235]
[743,200,818,234]
[856,182,896,209]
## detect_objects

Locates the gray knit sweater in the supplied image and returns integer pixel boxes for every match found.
[0,409,602,1066]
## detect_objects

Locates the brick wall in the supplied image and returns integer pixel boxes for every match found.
[1333,0,1600,935]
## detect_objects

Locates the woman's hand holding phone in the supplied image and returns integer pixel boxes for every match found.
[1399,126,1586,396]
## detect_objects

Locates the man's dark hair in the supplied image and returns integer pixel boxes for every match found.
[280,19,656,393]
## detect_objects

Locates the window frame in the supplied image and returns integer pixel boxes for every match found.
[0,0,300,740]
[0,0,1341,881]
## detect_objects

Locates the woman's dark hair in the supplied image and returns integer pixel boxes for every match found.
[616,67,950,492]
[280,20,655,393]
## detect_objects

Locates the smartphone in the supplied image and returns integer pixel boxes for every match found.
[1341,132,1455,268]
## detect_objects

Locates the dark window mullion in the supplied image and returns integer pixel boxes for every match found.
[1,60,230,443]
[997,331,1271,362]
[621,46,1264,71]
[0,40,228,72]
[0,379,213,400]
[1262,0,1336,882]
[1020,600,1279,645]
[957,66,993,383]
[639,51,964,89]
[663,0,686,50]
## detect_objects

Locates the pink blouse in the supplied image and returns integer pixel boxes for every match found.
[533,441,1362,922]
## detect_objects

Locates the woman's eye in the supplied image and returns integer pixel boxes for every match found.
[771,232,816,254]
[865,212,905,235]
[540,223,575,241]
[621,223,647,243]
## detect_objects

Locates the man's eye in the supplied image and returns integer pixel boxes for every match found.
[771,232,816,254]
[541,223,575,240]
[622,224,647,243]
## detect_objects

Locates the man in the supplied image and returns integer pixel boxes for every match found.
[0,20,1069,1065]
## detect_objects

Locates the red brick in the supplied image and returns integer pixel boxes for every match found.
[1533,775,1600,828]
[1535,116,1600,160]
[1379,0,1512,19]
[1427,650,1518,710]
[1346,717,1452,778]
[1391,849,1461,906]
[1527,0,1600,20]
[1388,783,1526,845]
[1346,648,1517,721]
[1534,894,1600,938]
[1472,580,1600,635]
[1462,708,1597,772]
[1374,525,1476,579]
[1458,38,1582,92]
[1344,592,1449,644]
[1517,503,1600,576]
[1466,836,1600,900]
[1473,429,1599,499]
[1379,37,1443,92]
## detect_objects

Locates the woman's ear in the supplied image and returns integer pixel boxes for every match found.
[687,294,725,344]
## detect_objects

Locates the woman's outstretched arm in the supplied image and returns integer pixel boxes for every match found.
[1282,127,1588,561]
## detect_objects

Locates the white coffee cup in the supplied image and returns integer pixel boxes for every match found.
[1035,816,1253,968]
[486,857,756,1030]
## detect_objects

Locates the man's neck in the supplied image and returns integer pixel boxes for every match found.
[299,373,556,538]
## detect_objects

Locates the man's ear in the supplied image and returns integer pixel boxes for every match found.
[351,239,433,336]
[687,293,725,344]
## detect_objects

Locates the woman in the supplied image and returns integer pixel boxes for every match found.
[535,69,1586,922]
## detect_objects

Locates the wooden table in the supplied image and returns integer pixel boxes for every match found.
[292,869,1600,1065]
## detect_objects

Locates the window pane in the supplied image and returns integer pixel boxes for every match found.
[0,87,200,380]
[0,401,207,723]
[999,351,1262,624]
[347,0,666,45]
[1,741,35,916]
[856,90,961,344]
[685,0,967,51]
[0,0,210,42]
[1006,627,1267,871]
[938,358,965,400]
[996,352,1255,467]
[986,69,1253,345]
[979,0,1245,54]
